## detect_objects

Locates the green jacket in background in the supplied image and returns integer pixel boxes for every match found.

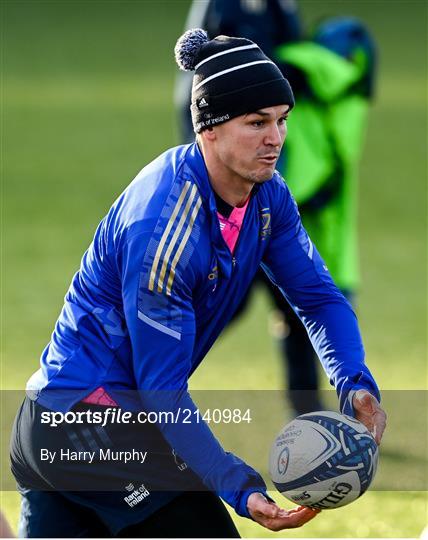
[276,42,370,291]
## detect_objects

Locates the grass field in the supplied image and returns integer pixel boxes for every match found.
[1,0,427,537]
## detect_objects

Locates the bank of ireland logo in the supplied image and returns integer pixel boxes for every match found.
[123,483,150,507]
[260,208,271,240]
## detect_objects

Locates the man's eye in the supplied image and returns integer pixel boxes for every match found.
[252,120,264,127]
[279,116,288,124]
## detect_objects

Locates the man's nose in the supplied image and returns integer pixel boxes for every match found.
[264,123,284,148]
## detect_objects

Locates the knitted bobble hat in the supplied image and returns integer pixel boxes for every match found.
[175,28,295,133]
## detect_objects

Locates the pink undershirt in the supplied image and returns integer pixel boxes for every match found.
[217,197,250,254]
[81,386,119,406]
[83,197,250,406]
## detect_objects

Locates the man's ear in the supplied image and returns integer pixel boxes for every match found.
[201,127,216,141]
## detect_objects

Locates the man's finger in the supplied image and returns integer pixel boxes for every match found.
[291,506,320,526]
[354,389,377,412]
[269,506,320,530]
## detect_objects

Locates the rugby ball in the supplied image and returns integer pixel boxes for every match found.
[269,411,378,509]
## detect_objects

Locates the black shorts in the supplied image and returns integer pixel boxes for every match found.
[11,397,240,537]
[17,489,240,538]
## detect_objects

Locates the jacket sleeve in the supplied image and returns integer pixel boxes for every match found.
[119,228,266,518]
[262,180,380,414]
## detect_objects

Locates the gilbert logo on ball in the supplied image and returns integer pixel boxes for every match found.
[269,411,378,510]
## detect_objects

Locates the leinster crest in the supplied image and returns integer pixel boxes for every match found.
[260,208,271,240]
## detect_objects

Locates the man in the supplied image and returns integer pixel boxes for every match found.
[11,29,386,538]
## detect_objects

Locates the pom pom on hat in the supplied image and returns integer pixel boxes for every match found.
[174,28,209,71]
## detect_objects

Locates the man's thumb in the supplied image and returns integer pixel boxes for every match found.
[355,389,373,407]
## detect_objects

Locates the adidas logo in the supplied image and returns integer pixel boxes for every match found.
[198,97,209,108]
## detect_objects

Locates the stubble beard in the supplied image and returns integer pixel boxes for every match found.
[245,167,276,184]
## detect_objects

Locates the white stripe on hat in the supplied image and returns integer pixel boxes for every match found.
[194,43,258,70]
[194,60,275,91]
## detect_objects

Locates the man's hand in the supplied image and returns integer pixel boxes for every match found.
[353,389,387,445]
[247,493,319,531]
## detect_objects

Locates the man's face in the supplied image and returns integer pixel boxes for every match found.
[210,104,289,185]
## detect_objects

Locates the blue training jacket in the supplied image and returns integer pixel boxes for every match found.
[27,142,380,517]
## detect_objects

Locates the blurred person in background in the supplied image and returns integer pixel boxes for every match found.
[176,0,376,416]
[275,17,377,413]
[10,27,386,539]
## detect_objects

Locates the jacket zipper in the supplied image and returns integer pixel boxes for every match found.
[212,192,253,272]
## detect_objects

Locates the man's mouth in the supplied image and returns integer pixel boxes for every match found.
[258,155,279,165]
